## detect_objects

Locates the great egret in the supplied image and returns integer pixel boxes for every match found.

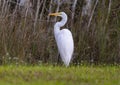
[49,12,74,67]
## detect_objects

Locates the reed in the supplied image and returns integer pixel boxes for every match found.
[0,0,119,65]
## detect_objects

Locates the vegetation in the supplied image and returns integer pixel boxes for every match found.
[0,65,120,85]
[0,0,120,65]
[0,1,119,84]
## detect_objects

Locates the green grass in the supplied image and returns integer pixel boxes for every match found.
[0,65,119,85]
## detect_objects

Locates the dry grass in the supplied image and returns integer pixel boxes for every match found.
[0,0,120,65]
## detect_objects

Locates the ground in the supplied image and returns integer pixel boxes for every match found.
[0,65,119,85]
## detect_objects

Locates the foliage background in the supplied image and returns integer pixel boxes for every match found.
[0,0,120,65]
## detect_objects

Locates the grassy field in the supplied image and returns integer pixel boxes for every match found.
[0,65,119,85]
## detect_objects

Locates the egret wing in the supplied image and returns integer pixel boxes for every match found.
[55,29,74,66]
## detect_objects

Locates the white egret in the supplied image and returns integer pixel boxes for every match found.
[49,12,74,67]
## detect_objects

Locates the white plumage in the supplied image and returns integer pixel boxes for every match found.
[49,12,74,66]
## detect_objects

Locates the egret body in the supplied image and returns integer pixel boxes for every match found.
[49,12,74,67]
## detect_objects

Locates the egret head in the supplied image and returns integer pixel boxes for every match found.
[49,12,68,27]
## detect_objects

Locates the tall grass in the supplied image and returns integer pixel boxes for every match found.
[0,0,120,65]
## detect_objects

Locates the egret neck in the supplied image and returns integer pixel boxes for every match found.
[54,13,68,35]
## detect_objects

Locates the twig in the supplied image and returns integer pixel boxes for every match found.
[54,0,61,21]
[47,0,53,22]
[39,0,47,20]
[104,0,111,30]
[71,0,78,28]
[87,0,99,29]
[34,0,43,29]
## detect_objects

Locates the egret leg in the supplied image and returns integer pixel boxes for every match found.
[57,53,62,66]
[57,53,60,64]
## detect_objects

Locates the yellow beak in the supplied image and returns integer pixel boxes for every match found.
[49,12,61,16]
